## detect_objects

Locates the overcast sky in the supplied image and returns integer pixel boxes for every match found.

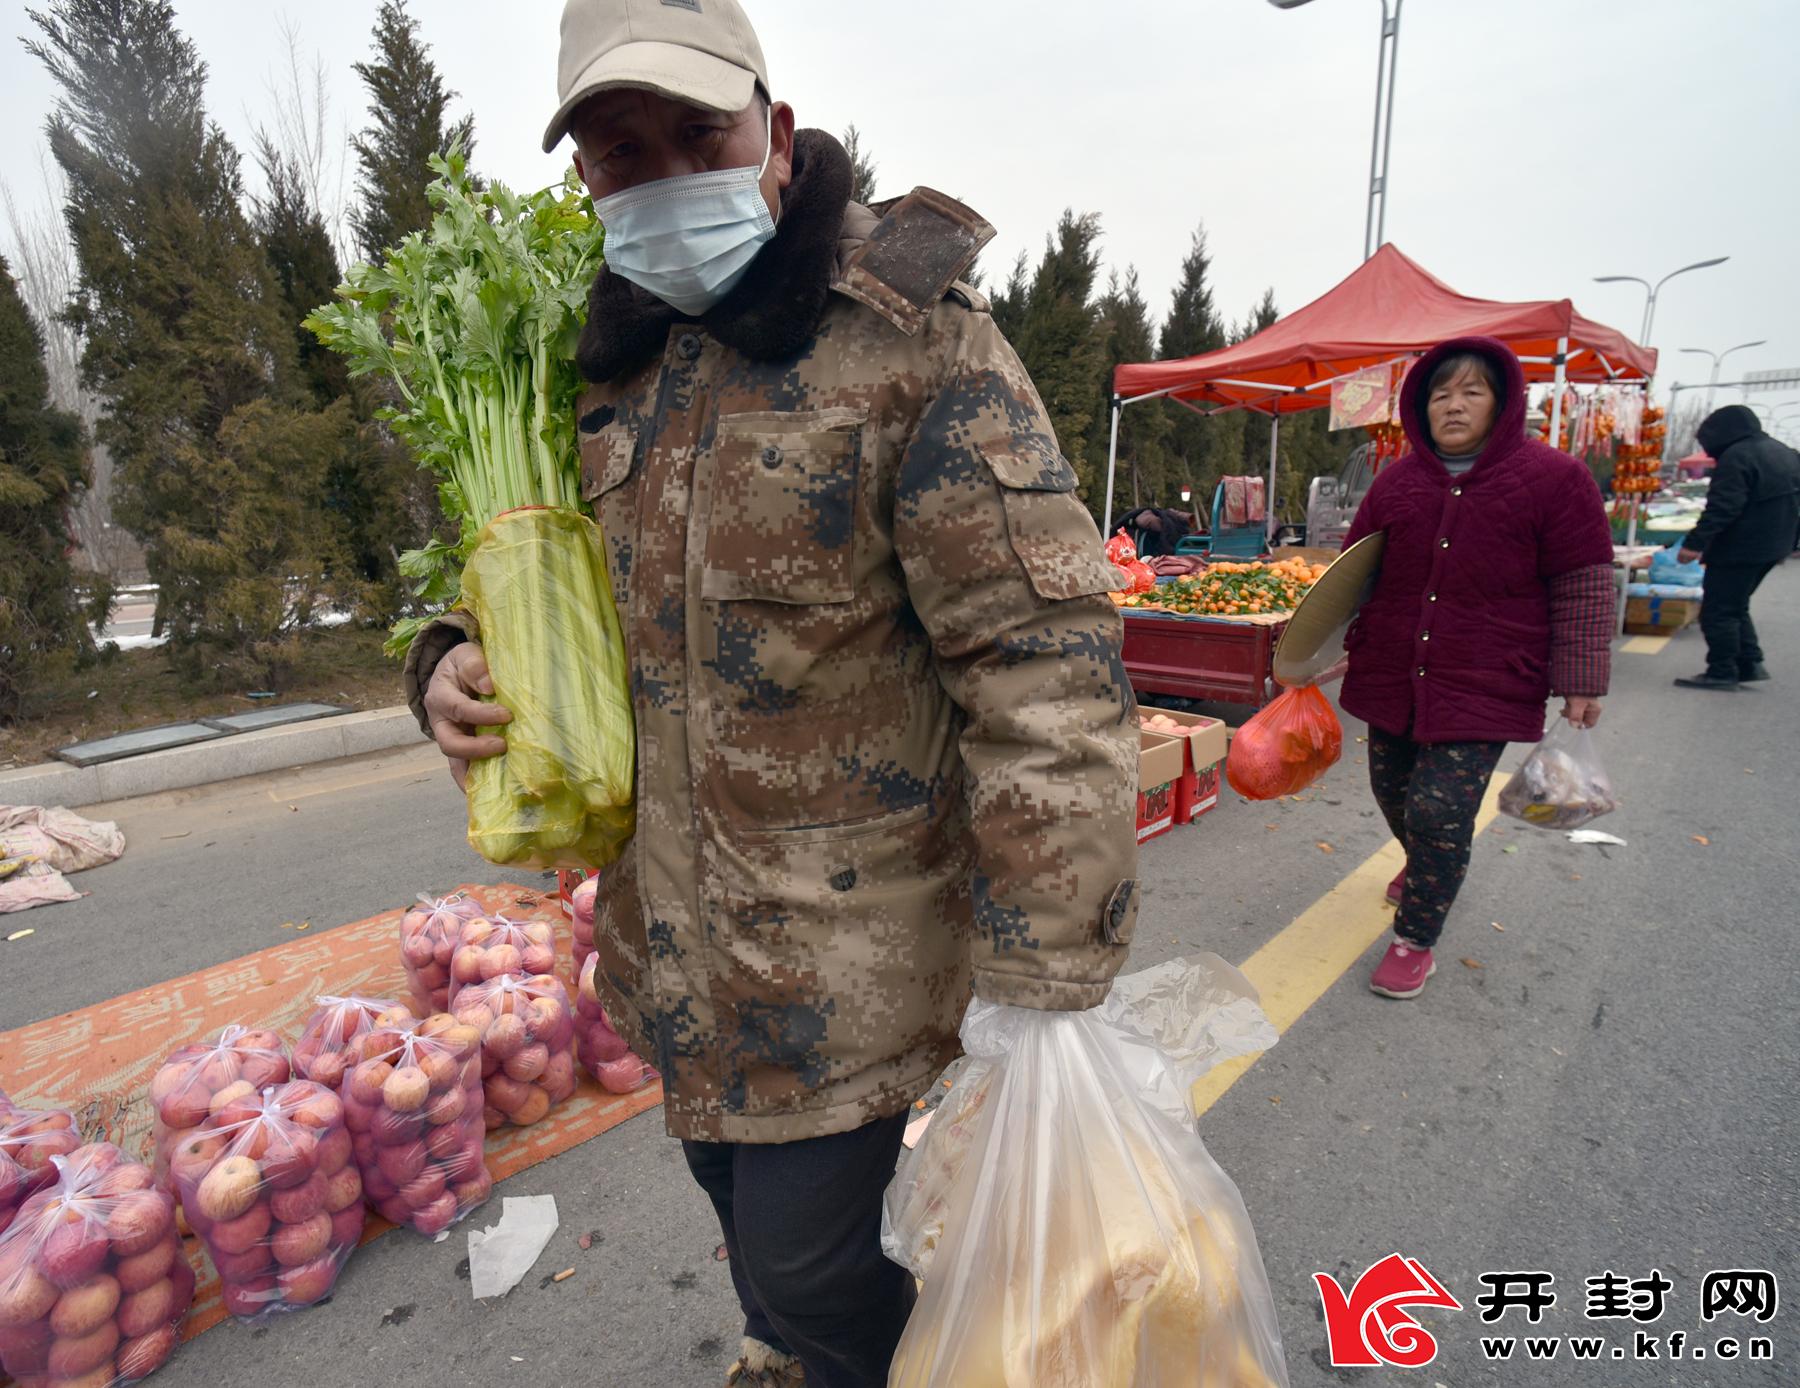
[5,0,1799,422]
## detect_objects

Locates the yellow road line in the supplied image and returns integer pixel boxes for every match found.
[1191,777,1507,1116]
[1620,633,1673,656]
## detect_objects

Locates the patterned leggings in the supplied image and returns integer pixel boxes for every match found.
[1368,726,1507,949]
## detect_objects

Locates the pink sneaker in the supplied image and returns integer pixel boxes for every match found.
[1370,939,1435,999]
[1385,868,1406,906]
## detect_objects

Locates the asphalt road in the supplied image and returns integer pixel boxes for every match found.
[4,568,1796,1387]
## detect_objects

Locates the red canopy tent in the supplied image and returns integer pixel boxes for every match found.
[1104,244,1657,535]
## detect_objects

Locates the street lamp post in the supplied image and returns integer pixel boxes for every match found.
[1681,341,1767,413]
[1592,257,1728,349]
[1269,0,1403,261]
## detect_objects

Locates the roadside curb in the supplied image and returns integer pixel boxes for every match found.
[0,707,426,809]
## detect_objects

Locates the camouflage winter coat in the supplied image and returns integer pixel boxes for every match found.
[408,132,1140,1142]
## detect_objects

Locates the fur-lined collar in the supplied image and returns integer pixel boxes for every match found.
[576,129,854,383]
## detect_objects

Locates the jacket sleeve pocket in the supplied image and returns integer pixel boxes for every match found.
[979,437,1121,601]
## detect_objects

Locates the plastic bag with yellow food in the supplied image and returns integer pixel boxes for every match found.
[459,506,636,871]
[883,955,1289,1388]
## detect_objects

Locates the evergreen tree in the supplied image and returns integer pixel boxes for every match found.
[0,254,91,719]
[351,0,476,263]
[1157,223,1239,507]
[254,137,347,409]
[1237,287,1282,480]
[842,124,879,205]
[28,0,356,671]
[989,251,1030,344]
[1090,267,1172,523]
[1011,211,1108,506]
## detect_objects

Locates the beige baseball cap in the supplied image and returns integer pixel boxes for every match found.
[543,0,769,152]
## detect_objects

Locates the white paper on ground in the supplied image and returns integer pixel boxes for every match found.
[467,1194,559,1298]
[1567,830,1627,847]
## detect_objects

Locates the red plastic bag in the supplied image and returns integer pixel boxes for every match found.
[1104,528,1138,567]
[1226,685,1342,800]
[0,1142,194,1384]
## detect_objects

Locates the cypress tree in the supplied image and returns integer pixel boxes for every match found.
[28,0,356,671]
[1091,267,1172,524]
[1012,211,1107,505]
[351,1,476,262]
[842,124,879,206]
[1157,223,1239,505]
[0,254,91,719]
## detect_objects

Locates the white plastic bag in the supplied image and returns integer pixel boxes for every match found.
[884,955,1289,1387]
[1498,722,1618,830]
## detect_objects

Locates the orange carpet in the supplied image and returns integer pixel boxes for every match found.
[0,882,664,1342]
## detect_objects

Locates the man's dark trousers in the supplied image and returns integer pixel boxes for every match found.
[683,1112,915,1386]
[1700,561,1777,677]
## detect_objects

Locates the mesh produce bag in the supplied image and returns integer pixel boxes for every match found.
[1225,685,1342,801]
[460,507,636,871]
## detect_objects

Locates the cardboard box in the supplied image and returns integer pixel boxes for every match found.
[1136,730,1186,844]
[555,867,601,919]
[1624,594,1700,635]
[1141,707,1230,823]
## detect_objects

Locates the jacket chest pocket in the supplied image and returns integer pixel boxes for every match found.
[701,408,864,605]
[580,422,639,601]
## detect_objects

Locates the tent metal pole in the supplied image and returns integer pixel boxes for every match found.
[1266,409,1281,544]
[1547,336,1569,450]
[1102,395,1122,537]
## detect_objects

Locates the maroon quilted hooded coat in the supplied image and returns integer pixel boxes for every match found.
[1341,336,1613,744]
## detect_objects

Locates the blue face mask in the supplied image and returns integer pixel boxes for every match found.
[593,106,776,317]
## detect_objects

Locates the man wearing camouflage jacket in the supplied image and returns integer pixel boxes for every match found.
[408,3,1140,1382]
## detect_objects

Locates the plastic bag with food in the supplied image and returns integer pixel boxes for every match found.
[148,1027,291,1234]
[172,1081,362,1321]
[0,1097,82,1237]
[0,1141,194,1384]
[1225,684,1342,801]
[574,953,659,1094]
[339,1013,490,1236]
[399,891,486,1015]
[460,506,637,871]
[292,996,415,1089]
[451,974,579,1129]
[446,913,557,1005]
[1498,722,1618,830]
[883,956,1290,1388]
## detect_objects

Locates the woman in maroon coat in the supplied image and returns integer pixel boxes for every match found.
[1342,336,1615,999]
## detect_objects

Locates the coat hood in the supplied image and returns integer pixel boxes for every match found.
[1399,335,1528,469]
[1695,403,1763,458]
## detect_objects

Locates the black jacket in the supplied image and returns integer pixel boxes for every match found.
[1687,406,1800,564]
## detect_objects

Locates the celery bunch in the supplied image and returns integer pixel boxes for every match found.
[305,146,604,655]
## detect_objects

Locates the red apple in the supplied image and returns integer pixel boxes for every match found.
[0,1318,50,1374]
[398,1168,446,1210]
[45,1319,117,1378]
[329,1204,365,1251]
[268,1171,328,1225]
[219,1275,275,1319]
[375,1141,426,1188]
[206,1200,271,1257]
[411,1192,460,1237]
[104,1190,173,1256]
[210,1246,272,1285]
[270,1213,330,1268]
[315,1126,352,1177]
[41,1218,110,1289]
[114,1277,177,1340]
[194,1156,261,1224]
[278,1254,339,1307]
[321,1166,362,1214]
[112,1240,176,1294]
[261,1128,318,1190]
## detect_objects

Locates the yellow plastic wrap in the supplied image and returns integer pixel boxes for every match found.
[459,506,635,870]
